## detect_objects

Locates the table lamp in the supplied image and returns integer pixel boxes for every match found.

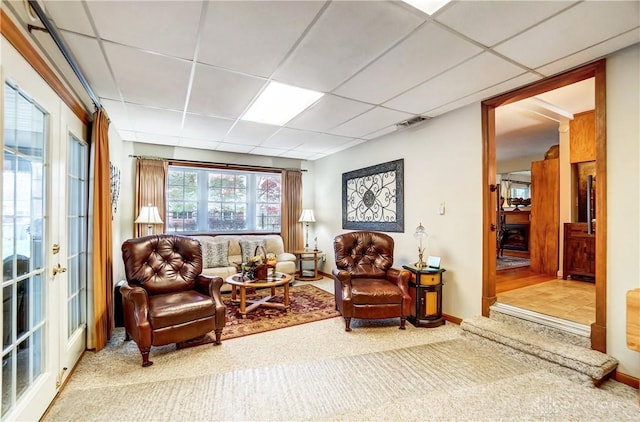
[135,204,163,236]
[298,209,316,250]
[414,222,428,269]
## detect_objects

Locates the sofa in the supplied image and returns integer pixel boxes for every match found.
[189,234,296,286]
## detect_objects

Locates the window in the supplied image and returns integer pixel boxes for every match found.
[166,166,281,233]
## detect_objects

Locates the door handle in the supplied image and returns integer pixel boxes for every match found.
[52,264,67,277]
[490,224,497,231]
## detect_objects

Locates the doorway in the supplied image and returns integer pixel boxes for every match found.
[482,60,607,352]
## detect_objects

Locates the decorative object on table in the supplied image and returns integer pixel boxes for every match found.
[313,236,318,252]
[298,209,316,250]
[134,204,163,236]
[403,265,446,328]
[427,256,441,269]
[413,222,428,269]
[342,159,404,232]
[242,245,269,280]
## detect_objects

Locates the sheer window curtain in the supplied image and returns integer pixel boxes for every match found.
[89,108,112,351]
[134,159,168,237]
[281,170,303,252]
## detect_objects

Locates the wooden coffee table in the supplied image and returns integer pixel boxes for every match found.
[225,272,292,318]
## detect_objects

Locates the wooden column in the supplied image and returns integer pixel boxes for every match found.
[530,158,559,275]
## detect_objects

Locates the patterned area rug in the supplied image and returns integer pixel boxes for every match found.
[177,283,338,348]
[497,256,530,271]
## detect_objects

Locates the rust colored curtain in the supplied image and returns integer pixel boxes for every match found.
[90,108,112,351]
[134,159,168,237]
[281,170,303,252]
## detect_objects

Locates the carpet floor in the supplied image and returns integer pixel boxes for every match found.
[497,256,531,271]
[43,319,639,421]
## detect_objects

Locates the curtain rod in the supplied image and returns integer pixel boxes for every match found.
[27,0,101,110]
[128,155,306,172]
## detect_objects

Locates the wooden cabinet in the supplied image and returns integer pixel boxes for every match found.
[530,158,559,275]
[563,223,595,280]
[570,110,595,163]
[403,265,445,328]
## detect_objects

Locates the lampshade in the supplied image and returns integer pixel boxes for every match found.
[298,209,316,223]
[135,204,163,225]
[413,222,427,241]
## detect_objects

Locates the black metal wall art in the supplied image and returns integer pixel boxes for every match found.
[342,159,404,232]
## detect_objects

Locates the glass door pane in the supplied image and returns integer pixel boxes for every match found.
[2,82,46,418]
[66,136,87,338]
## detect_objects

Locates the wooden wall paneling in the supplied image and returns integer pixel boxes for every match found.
[529,158,559,275]
[570,110,596,163]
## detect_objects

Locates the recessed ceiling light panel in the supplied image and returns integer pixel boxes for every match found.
[241,81,324,126]
[403,0,452,15]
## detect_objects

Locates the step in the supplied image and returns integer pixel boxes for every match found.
[490,303,591,348]
[460,315,617,384]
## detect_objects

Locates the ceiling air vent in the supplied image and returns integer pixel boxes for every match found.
[396,115,430,129]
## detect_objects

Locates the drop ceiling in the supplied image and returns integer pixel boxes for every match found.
[7,0,640,161]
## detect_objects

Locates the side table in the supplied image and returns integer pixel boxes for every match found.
[402,265,446,328]
[293,249,322,281]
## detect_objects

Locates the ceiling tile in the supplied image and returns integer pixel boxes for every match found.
[328,107,413,138]
[536,28,640,77]
[44,1,94,36]
[225,121,280,146]
[273,1,424,92]
[181,114,234,141]
[424,72,541,117]
[99,98,134,131]
[178,138,220,150]
[188,64,266,118]
[278,149,318,160]
[86,0,202,59]
[127,105,184,137]
[250,146,287,157]
[264,128,352,151]
[198,1,324,77]
[384,52,526,114]
[104,43,191,110]
[215,142,255,154]
[135,132,180,146]
[334,22,483,104]
[286,95,373,132]
[494,1,640,69]
[363,125,398,140]
[117,130,136,142]
[61,32,119,100]
[436,1,575,47]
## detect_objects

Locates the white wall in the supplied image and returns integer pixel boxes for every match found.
[605,43,640,378]
[313,104,484,318]
[310,44,640,377]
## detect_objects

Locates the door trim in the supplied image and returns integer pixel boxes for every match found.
[481,59,607,352]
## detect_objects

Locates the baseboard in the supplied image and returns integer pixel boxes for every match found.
[613,370,640,390]
[443,313,462,325]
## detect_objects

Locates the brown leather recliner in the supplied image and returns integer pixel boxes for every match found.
[120,234,226,366]
[332,231,412,331]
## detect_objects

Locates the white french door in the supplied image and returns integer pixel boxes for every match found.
[1,41,88,420]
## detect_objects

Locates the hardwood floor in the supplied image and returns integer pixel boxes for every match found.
[496,266,596,326]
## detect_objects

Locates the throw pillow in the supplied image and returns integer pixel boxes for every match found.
[201,240,229,268]
[239,239,266,264]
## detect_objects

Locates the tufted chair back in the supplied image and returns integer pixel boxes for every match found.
[334,231,394,278]
[332,231,411,332]
[120,234,226,367]
[122,234,203,295]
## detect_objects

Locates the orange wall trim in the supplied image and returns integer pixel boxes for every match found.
[1,9,90,124]
[612,370,639,390]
